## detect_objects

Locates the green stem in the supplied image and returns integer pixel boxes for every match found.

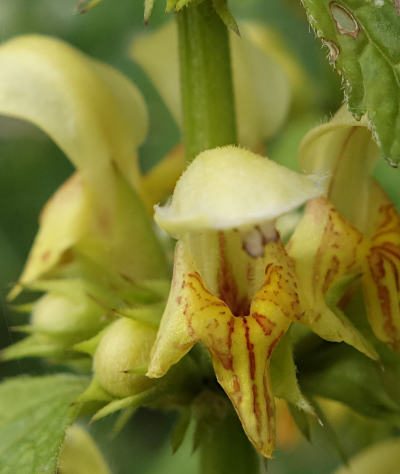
[199,409,261,474]
[177,0,237,162]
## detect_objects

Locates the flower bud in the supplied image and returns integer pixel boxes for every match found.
[93,318,157,398]
[31,288,105,346]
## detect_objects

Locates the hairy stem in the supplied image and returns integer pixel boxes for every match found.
[177,0,237,162]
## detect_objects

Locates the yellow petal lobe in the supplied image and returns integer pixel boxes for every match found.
[363,183,400,352]
[288,197,377,359]
[148,240,300,457]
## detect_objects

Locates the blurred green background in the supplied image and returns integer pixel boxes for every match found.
[0,1,399,473]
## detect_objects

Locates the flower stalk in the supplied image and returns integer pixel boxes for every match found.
[177,0,237,161]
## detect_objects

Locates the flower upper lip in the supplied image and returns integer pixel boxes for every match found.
[154,145,323,236]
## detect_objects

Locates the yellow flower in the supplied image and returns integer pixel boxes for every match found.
[147,145,321,457]
[131,21,310,151]
[58,425,111,474]
[0,35,168,299]
[0,35,172,367]
[333,438,400,474]
[293,106,400,353]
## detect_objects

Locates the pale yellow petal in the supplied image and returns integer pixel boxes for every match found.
[0,35,147,197]
[287,197,377,359]
[131,22,292,148]
[77,171,169,280]
[89,60,148,190]
[299,106,380,232]
[147,241,198,378]
[9,173,90,298]
[58,425,111,474]
[239,21,311,114]
[231,25,290,147]
[11,169,168,301]
[362,182,400,352]
[131,22,182,127]
[142,144,185,212]
[155,146,322,235]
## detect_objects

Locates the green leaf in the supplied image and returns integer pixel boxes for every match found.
[212,0,240,35]
[270,330,314,415]
[90,388,157,421]
[0,335,65,361]
[288,403,312,442]
[0,374,88,474]
[144,0,155,23]
[171,409,191,453]
[308,398,349,466]
[111,407,138,437]
[299,344,400,422]
[301,0,400,165]
[75,0,102,14]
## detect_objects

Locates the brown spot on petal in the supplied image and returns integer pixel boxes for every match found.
[252,312,276,336]
[368,252,395,334]
[322,255,340,294]
[41,250,51,262]
[330,2,360,38]
[243,318,256,380]
[217,232,250,316]
[59,249,74,266]
[262,372,275,447]
[232,375,242,404]
[97,210,112,232]
[267,331,285,359]
[252,384,262,437]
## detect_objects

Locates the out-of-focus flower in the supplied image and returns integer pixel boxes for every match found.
[58,424,111,474]
[0,35,203,427]
[333,438,400,474]
[0,35,168,361]
[0,35,168,296]
[131,20,310,151]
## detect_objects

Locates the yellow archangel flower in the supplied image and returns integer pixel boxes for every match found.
[294,106,400,353]
[0,35,171,363]
[147,146,322,457]
[0,35,168,298]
